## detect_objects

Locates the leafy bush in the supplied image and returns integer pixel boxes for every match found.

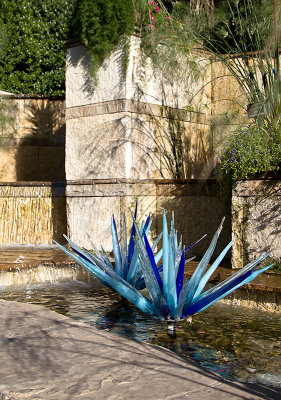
[0,0,73,96]
[219,115,281,180]
[71,0,135,83]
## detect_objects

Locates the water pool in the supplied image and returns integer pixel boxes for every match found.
[1,278,280,388]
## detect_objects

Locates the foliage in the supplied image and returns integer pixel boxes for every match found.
[0,0,74,96]
[71,0,135,83]
[135,2,203,179]
[219,115,281,180]
[169,0,280,117]
[151,1,280,179]
[0,20,6,59]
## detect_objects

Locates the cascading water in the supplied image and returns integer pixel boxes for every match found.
[0,183,66,244]
[0,264,83,288]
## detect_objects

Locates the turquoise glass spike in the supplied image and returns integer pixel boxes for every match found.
[55,208,272,323]
[111,215,122,276]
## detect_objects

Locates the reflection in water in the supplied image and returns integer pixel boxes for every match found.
[0,279,280,386]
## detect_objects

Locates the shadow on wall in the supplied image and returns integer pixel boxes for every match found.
[15,98,67,242]
[183,127,214,179]
[0,97,67,243]
[66,41,126,103]
[15,98,66,182]
[128,79,215,180]
[154,181,232,262]
[71,108,215,181]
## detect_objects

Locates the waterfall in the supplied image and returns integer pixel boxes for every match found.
[0,184,66,244]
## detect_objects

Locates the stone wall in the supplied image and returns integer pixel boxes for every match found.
[232,177,281,268]
[66,178,231,259]
[0,95,65,182]
[0,94,66,245]
[65,38,248,183]
[64,37,243,255]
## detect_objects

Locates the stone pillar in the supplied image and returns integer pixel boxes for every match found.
[65,37,220,249]
[232,178,281,268]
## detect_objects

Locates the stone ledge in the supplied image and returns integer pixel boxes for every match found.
[66,99,210,125]
[65,179,221,197]
[233,179,281,197]
[0,137,65,147]
[0,182,66,198]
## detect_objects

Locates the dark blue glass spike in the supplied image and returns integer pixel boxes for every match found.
[112,215,122,276]
[185,234,207,253]
[183,269,253,316]
[176,249,185,299]
[128,203,138,266]
[157,264,163,273]
[143,231,163,292]
[127,231,135,266]
[144,214,150,232]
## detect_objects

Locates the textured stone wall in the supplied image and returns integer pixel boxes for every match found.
[64,38,244,253]
[65,39,215,182]
[0,95,65,182]
[66,99,212,180]
[65,38,248,183]
[66,179,231,259]
[232,178,281,268]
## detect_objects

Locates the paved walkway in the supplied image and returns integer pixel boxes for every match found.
[0,300,280,400]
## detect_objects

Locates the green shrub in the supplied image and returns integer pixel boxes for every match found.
[71,0,135,83]
[0,0,73,96]
[219,115,281,180]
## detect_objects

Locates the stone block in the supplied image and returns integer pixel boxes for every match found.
[12,146,39,181]
[156,194,230,259]
[211,60,247,116]
[232,179,281,268]
[65,180,229,257]
[66,113,129,180]
[67,195,121,251]
[66,39,212,111]
[0,97,65,182]
[0,147,18,181]
[182,122,213,178]
[66,44,125,108]
[66,111,162,180]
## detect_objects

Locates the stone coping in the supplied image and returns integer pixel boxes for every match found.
[65,178,221,197]
[0,137,65,147]
[0,182,66,187]
[0,183,65,199]
[66,178,219,184]
[66,98,211,125]
[0,179,221,198]
[0,92,64,100]
[233,179,281,197]
[0,299,280,399]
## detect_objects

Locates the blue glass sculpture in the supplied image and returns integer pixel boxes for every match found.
[54,209,273,322]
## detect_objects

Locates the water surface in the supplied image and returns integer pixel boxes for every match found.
[1,278,280,387]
